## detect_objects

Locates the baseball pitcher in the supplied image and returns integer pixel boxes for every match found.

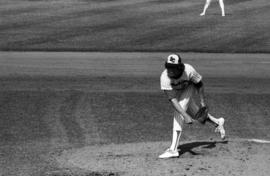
[159,54,225,159]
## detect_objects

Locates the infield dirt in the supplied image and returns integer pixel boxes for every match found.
[0,52,270,176]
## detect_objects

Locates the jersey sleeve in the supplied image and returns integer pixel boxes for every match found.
[186,64,202,84]
[160,70,173,90]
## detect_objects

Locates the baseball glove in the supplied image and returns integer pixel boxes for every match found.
[194,106,209,124]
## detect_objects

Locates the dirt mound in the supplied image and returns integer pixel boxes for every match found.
[55,140,270,176]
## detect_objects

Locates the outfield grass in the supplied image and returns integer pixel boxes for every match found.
[0,0,269,52]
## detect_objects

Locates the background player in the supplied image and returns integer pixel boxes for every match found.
[159,54,226,159]
[200,0,225,16]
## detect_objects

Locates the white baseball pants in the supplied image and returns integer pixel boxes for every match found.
[173,84,199,131]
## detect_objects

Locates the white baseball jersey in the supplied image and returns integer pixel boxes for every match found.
[160,63,202,91]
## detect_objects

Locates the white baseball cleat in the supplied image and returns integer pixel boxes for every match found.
[215,117,226,139]
[200,13,205,16]
[158,148,179,159]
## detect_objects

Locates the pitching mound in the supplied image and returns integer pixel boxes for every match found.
[53,139,270,176]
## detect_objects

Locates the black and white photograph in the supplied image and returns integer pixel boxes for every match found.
[0,0,270,175]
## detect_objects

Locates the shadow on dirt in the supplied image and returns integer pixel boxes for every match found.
[178,140,228,156]
[46,169,120,176]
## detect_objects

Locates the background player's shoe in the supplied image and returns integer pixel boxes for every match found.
[158,148,179,159]
[200,12,205,16]
[215,118,225,139]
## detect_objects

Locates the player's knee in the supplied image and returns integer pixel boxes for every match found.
[173,125,182,131]
[173,117,183,131]
[179,102,189,111]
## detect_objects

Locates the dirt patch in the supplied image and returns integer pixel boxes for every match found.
[54,140,270,176]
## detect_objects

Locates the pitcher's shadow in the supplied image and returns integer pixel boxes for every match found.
[177,140,228,156]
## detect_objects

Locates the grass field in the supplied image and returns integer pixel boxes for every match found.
[0,52,270,176]
[1,0,270,52]
[1,0,270,175]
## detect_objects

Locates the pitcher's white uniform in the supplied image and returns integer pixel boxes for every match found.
[158,54,225,159]
[160,64,202,131]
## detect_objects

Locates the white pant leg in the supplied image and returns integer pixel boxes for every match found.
[218,0,225,16]
[173,85,195,131]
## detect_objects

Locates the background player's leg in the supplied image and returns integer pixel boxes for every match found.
[218,0,225,16]
[200,0,212,16]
